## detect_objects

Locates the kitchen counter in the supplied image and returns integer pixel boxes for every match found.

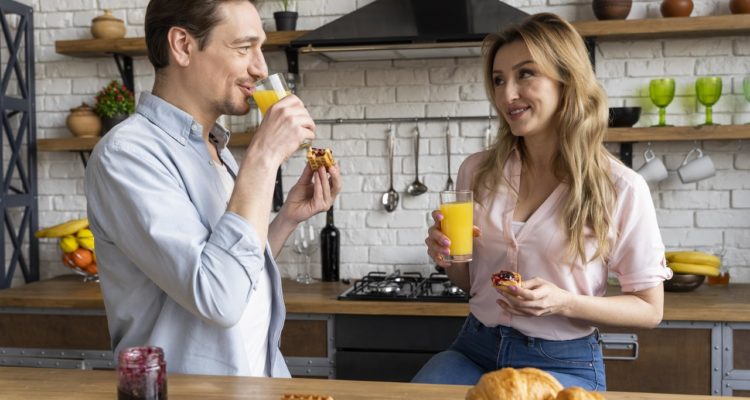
[0,366,743,400]
[1,274,749,321]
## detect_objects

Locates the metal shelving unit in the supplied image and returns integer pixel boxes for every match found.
[0,0,37,288]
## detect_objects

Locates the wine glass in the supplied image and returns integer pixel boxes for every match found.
[743,77,750,124]
[696,77,722,126]
[293,221,318,284]
[649,78,675,127]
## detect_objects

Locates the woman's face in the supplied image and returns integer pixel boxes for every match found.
[492,40,561,141]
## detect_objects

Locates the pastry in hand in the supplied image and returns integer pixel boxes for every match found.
[307,147,335,170]
[555,387,606,400]
[466,367,563,400]
[491,270,522,289]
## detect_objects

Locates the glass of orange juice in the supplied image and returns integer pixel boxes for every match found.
[252,73,291,116]
[439,190,473,262]
[252,73,310,148]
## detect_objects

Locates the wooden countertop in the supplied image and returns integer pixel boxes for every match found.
[0,367,742,400]
[1,275,749,321]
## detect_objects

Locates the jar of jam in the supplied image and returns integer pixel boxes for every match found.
[117,346,167,400]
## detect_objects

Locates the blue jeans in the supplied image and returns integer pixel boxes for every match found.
[411,313,606,390]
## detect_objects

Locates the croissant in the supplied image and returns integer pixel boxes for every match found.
[465,368,563,400]
[555,387,606,400]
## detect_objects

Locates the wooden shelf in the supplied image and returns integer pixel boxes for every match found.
[37,131,255,152]
[605,124,750,142]
[55,30,310,57]
[573,14,750,40]
[37,125,750,152]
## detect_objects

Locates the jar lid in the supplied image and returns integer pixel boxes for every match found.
[92,10,123,24]
[70,102,94,113]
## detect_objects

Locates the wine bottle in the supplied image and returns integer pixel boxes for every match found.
[320,206,340,282]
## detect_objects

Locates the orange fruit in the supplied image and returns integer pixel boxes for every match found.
[62,252,77,269]
[71,248,93,268]
[84,261,97,275]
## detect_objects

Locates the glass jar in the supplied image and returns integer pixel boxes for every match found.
[117,346,167,400]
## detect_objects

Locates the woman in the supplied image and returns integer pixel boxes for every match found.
[412,13,672,390]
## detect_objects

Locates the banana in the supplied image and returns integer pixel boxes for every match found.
[668,262,721,277]
[665,251,721,268]
[36,218,89,238]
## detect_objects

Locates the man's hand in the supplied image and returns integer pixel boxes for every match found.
[279,163,341,225]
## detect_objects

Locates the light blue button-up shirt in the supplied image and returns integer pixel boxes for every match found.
[85,92,290,377]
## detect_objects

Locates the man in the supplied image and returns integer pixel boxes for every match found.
[85,0,340,377]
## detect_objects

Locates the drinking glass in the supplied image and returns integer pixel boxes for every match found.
[252,73,310,148]
[696,77,722,126]
[293,221,318,284]
[743,77,750,124]
[439,190,473,263]
[649,78,675,127]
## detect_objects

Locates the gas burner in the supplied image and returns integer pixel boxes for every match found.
[339,270,469,302]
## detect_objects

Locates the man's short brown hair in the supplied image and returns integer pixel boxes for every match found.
[145,0,254,70]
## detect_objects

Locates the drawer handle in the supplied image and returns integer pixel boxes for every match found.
[600,333,639,361]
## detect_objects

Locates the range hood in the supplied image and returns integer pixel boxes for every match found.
[291,0,529,61]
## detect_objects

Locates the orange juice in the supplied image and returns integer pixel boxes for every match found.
[252,90,289,116]
[440,201,473,261]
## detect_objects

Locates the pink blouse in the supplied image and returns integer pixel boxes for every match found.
[459,148,672,340]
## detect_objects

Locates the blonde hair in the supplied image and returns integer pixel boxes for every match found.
[472,13,616,264]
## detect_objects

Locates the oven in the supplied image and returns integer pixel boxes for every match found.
[335,271,469,382]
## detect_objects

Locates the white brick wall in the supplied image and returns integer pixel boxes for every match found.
[18,0,750,287]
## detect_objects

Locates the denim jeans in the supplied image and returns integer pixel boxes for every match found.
[411,313,606,390]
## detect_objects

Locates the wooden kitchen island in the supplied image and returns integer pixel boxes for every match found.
[1,275,750,396]
[0,366,745,400]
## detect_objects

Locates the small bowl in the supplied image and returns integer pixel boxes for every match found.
[664,273,705,292]
[608,107,642,127]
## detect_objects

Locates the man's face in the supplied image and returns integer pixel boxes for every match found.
[188,1,268,117]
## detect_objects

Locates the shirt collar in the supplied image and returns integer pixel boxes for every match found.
[136,92,231,148]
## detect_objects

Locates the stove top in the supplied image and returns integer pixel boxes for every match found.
[338,271,469,302]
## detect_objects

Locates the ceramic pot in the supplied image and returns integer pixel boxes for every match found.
[661,0,694,17]
[274,11,298,31]
[102,113,129,134]
[730,0,750,14]
[592,0,632,20]
[91,10,126,39]
[66,103,102,138]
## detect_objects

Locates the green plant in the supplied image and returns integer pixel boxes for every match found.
[94,80,135,118]
[280,0,294,11]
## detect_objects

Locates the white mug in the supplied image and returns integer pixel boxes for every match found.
[678,148,715,184]
[636,148,668,185]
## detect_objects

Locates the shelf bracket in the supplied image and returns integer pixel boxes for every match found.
[620,142,633,168]
[112,53,135,94]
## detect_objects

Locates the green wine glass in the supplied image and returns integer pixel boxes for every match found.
[744,77,750,124]
[649,78,675,127]
[696,77,722,126]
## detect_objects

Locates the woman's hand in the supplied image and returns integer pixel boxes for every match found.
[496,277,574,317]
[425,210,481,268]
[279,163,341,225]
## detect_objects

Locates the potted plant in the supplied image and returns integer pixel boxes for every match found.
[94,80,135,134]
[274,0,298,31]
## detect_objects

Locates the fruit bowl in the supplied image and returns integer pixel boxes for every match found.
[664,273,705,292]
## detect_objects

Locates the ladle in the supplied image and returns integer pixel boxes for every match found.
[406,123,428,196]
[381,124,399,212]
[444,120,454,191]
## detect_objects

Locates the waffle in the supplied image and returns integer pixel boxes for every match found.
[307,147,335,170]
[491,270,522,288]
[280,394,334,400]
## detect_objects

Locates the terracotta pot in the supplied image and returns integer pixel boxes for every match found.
[730,0,750,14]
[661,0,694,17]
[66,103,102,138]
[91,10,126,39]
[592,0,632,20]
